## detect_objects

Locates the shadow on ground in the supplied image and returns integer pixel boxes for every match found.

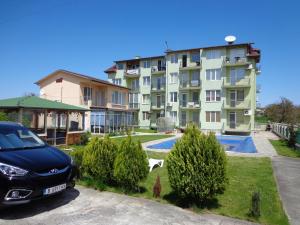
[0,188,80,220]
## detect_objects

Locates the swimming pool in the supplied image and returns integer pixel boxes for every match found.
[147,135,257,153]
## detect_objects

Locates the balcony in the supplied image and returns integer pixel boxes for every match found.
[180,101,201,110]
[124,68,140,78]
[223,57,251,67]
[80,97,106,108]
[224,122,251,132]
[129,86,140,93]
[179,60,201,71]
[151,66,166,75]
[223,99,251,110]
[151,83,166,92]
[151,104,165,110]
[223,77,251,88]
[179,80,201,90]
[129,103,140,110]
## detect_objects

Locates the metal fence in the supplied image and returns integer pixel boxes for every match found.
[272,123,300,147]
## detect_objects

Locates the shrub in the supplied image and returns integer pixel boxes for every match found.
[153,175,161,198]
[80,131,91,145]
[82,136,117,184]
[249,191,261,218]
[0,112,9,121]
[167,124,228,202]
[70,147,85,179]
[114,135,149,191]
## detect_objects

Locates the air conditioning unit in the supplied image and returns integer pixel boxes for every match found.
[187,102,194,107]
[167,102,173,107]
[247,64,253,70]
[194,103,200,108]
[244,109,252,116]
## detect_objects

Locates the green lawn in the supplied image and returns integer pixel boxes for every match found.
[270,139,300,158]
[78,151,289,225]
[110,134,173,145]
[134,128,157,133]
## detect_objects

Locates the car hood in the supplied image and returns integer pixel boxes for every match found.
[0,146,70,172]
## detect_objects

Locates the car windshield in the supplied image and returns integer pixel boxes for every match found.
[0,126,46,150]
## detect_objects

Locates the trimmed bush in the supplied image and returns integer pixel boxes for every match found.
[114,135,149,191]
[153,175,161,198]
[82,136,117,183]
[70,147,85,178]
[167,124,228,202]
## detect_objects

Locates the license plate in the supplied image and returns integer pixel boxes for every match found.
[43,183,66,195]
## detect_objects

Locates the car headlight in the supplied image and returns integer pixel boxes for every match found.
[0,162,28,177]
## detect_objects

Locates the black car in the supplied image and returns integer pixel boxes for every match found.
[0,122,77,206]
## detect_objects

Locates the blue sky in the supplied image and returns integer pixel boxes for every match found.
[0,0,299,106]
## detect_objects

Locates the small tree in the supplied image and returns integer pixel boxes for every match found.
[288,125,297,149]
[114,135,149,191]
[167,124,228,202]
[82,136,117,184]
[153,175,161,198]
[0,112,9,121]
[249,191,261,218]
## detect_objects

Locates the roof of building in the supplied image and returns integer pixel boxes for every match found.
[110,43,259,65]
[0,96,88,111]
[104,65,117,73]
[35,69,129,90]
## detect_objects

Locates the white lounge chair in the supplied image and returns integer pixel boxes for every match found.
[148,158,164,172]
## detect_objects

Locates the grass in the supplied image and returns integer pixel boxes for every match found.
[255,115,269,124]
[110,134,173,145]
[77,151,289,225]
[270,139,300,158]
[134,128,157,133]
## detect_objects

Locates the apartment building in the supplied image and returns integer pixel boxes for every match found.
[105,42,261,134]
[36,70,136,134]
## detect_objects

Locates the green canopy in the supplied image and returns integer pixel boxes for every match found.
[0,96,87,111]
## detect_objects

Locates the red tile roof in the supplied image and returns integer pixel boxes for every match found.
[104,65,117,73]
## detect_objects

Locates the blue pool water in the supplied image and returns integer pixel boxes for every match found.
[147,135,257,153]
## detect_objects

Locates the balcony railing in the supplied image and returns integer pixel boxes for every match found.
[129,103,140,109]
[223,77,250,87]
[130,86,140,92]
[151,83,166,91]
[124,68,140,77]
[151,66,166,74]
[223,56,251,66]
[179,60,201,70]
[179,80,201,89]
[151,104,165,110]
[223,99,250,109]
[180,101,200,109]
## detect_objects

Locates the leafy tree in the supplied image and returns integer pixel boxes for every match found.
[167,124,228,202]
[114,135,149,191]
[82,136,117,184]
[0,112,9,121]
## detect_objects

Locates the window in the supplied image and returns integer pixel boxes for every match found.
[170,54,178,63]
[206,90,221,102]
[131,79,139,90]
[142,94,150,104]
[129,93,139,104]
[142,112,150,120]
[143,76,150,86]
[191,71,200,81]
[170,92,178,102]
[206,50,221,59]
[83,87,92,103]
[230,68,245,82]
[170,111,177,123]
[170,72,178,84]
[206,69,221,80]
[206,111,221,122]
[112,78,121,85]
[191,52,200,62]
[117,63,124,70]
[143,60,150,68]
[237,90,244,101]
[112,91,126,105]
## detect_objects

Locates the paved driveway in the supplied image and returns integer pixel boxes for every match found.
[272,156,300,225]
[0,186,257,225]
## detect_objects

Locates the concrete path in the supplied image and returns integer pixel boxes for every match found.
[0,186,257,225]
[272,156,300,225]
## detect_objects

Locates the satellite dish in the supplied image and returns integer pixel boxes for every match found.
[225,35,236,45]
[40,89,45,96]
